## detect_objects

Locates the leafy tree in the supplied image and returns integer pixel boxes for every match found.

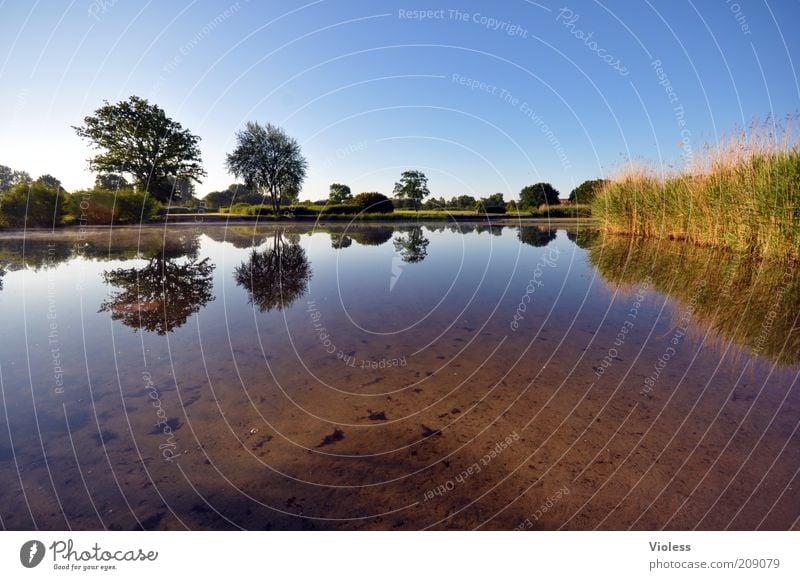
[393,226,429,263]
[0,182,68,228]
[422,196,446,210]
[568,179,608,203]
[520,183,561,209]
[353,192,393,213]
[73,95,205,202]
[475,193,506,214]
[449,194,476,210]
[99,256,215,335]
[234,231,311,312]
[225,121,308,215]
[94,173,129,190]
[392,170,430,210]
[35,174,65,192]
[328,183,352,204]
[0,165,31,192]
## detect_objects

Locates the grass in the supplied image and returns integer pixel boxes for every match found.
[592,118,800,259]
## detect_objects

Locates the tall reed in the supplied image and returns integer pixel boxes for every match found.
[592,117,800,259]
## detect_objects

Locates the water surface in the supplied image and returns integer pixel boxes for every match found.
[0,222,797,530]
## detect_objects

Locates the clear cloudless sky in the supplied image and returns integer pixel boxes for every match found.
[1,0,799,200]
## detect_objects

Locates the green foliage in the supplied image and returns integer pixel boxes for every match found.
[520,183,561,208]
[568,179,607,203]
[35,174,65,192]
[0,164,32,192]
[73,96,205,202]
[353,192,393,213]
[475,192,506,214]
[392,170,430,209]
[94,173,129,190]
[328,183,352,204]
[68,188,159,225]
[0,182,68,227]
[225,121,308,214]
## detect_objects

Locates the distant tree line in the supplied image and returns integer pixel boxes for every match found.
[0,94,606,228]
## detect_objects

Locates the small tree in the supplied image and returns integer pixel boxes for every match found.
[353,192,393,213]
[520,183,560,209]
[74,95,205,203]
[328,183,352,204]
[568,179,607,203]
[35,174,65,192]
[0,182,68,228]
[225,122,308,215]
[0,165,31,192]
[393,170,430,211]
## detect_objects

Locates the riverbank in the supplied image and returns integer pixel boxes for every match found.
[591,120,799,260]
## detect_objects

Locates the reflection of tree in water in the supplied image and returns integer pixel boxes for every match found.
[566,228,600,249]
[99,255,215,335]
[476,224,504,236]
[348,227,394,247]
[234,231,312,312]
[518,226,557,247]
[330,233,352,249]
[393,226,429,263]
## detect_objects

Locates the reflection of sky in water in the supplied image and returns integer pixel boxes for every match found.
[0,224,797,531]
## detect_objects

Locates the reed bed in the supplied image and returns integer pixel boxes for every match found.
[592,118,800,259]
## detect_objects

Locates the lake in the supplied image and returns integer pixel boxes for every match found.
[0,222,797,530]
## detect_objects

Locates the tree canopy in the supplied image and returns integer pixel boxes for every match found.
[328,183,352,204]
[74,96,205,202]
[568,179,608,203]
[225,121,308,214]
[0,164,31,192]
[520,183,561,208]
[392,170,430,210]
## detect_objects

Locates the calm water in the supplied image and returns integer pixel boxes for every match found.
[0,222,798,530]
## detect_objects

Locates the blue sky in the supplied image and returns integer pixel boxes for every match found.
[1,0,798,200]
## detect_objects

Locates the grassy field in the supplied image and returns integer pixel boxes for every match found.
[592,119,800,259]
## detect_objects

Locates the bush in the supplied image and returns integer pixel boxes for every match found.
[68,188,159,224]
[229,202,255,215]
[353,192,393,213]
[318,204,361,215]
[286,205,320,216]
[0,182,69,227]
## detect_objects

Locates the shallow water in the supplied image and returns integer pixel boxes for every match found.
[0,222,797,530]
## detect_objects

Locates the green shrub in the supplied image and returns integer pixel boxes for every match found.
[0,182,69,227]
[353,192,393,213]
[69,188,159,225]
[319,204,361,215]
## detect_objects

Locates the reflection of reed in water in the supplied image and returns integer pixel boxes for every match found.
[588,233,800,365]
[234,231,312,312]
